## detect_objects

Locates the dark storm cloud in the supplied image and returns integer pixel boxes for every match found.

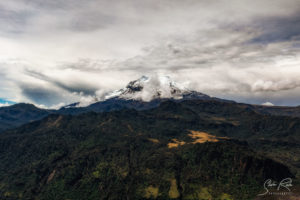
[251,11,300,43]
[21,84,63,105]
[24,69,98,95]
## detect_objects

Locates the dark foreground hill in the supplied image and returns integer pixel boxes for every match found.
[0,101,299,200]
[0,103,50,133]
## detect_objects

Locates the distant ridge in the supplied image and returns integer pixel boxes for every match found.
[1,76,300,133]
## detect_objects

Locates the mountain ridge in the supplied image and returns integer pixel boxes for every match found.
[1,76,300,134]
[0,100,297,199]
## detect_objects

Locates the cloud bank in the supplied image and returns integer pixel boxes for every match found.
[1,0,300,107]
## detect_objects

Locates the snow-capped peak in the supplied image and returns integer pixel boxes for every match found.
[104,75,207,102]
[62,75,210,109]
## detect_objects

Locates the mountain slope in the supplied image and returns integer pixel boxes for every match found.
[2,76,300,134]
[0,100,298,200]
[251,104,300,117]
[0,103,50,133]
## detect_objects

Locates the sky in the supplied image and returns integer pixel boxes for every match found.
[1,0,300,108]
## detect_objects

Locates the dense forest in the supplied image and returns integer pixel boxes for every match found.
[0,100,299,199]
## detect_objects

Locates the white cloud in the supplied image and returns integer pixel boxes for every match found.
[0,0,300,106]
[0,102,10,107]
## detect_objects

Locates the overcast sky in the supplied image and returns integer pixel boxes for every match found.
[1,0,300,108]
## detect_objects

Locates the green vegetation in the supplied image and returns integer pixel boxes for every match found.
[0,100,299,199]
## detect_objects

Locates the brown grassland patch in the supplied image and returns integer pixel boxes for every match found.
[188,130,229,144]
[168,139,186,148]
[148,138,160,143]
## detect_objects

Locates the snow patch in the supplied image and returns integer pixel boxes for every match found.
[262,102,274,106]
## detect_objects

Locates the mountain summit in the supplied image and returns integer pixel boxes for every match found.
[103,75,210,102]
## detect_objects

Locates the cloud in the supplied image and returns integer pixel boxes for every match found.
[0,103,10,107]
[250,12,300,44]
[0,0,300,107]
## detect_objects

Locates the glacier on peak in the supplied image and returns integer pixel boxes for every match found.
[103,75,207,102]
[68,75,210,108]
